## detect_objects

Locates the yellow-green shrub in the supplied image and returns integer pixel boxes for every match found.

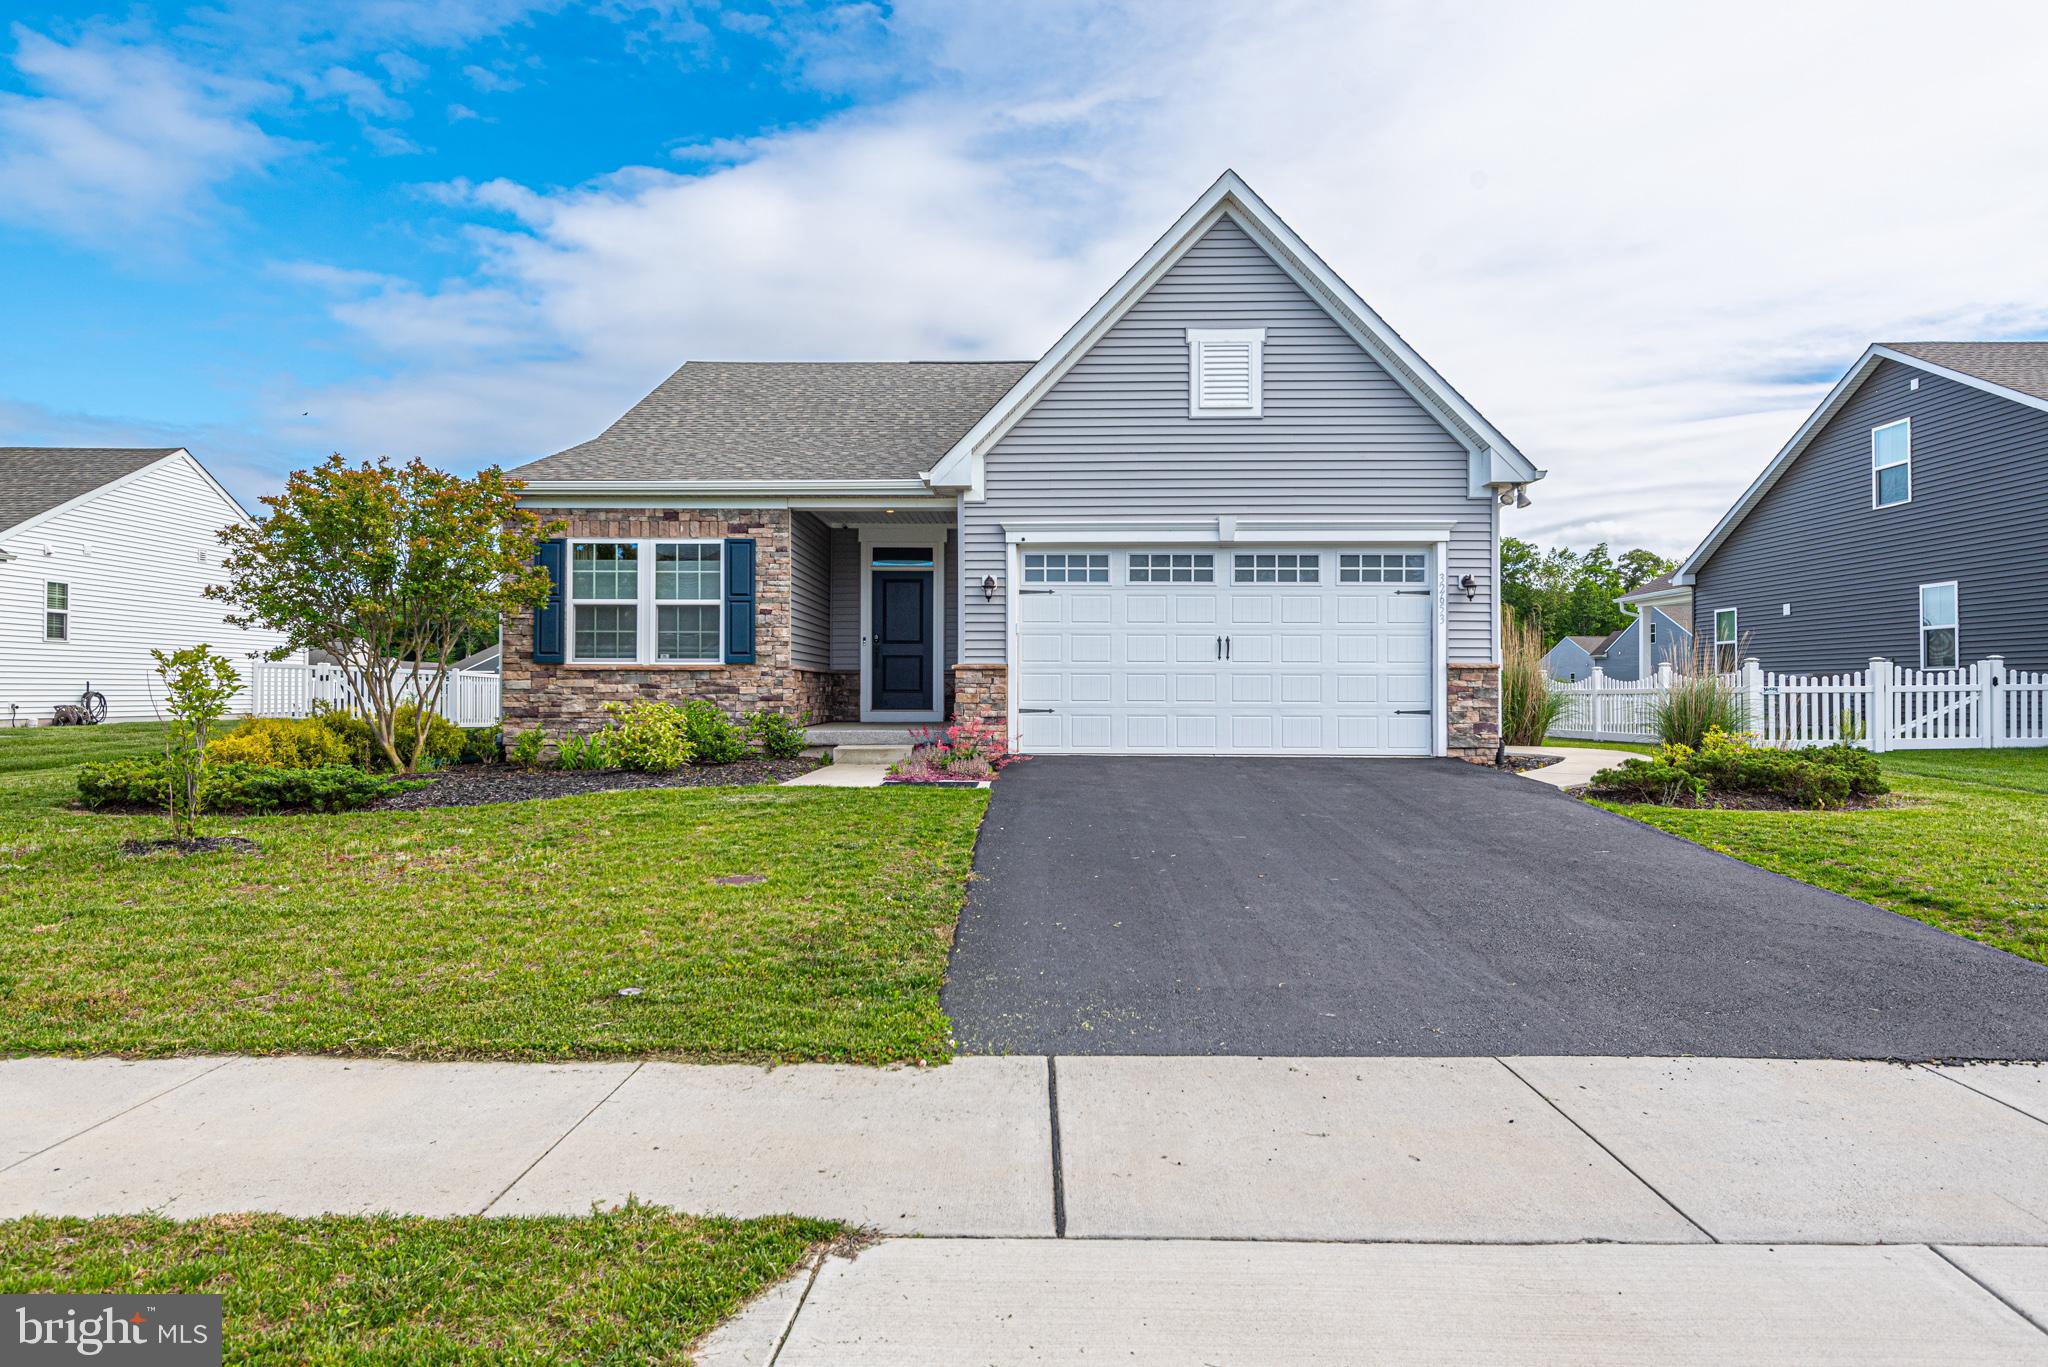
[208,717,354,769]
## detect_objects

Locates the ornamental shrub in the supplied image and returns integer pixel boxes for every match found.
[1593,738,1886,810]
[600,701,693,772]
[459,724,502,765]
[507,726,545,767]
[312,703,464,771]
[208,717,353,770]
[682,701,749,765]
[747,710,810,760]
[78,760,411,813]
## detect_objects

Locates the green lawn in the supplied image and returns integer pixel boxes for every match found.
[1600,752,2048,967]
[1534,738,1655,755]
[0,1205,837,1364]
[0,726,985,1062]
[0,720,169,774]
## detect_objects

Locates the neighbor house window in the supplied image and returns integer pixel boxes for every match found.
[1339,552,1426,584]
[44,582,68,641]
[1128,552,1213,583]
[1023,552,1108,584]
[655,544,722,662]
[1714,608,1737,673]
[1872,418,1911,508]
[1234,552,1319,584]
[1919,581,1959,669]
[570,539,722,664]
[1186,328,1265,418]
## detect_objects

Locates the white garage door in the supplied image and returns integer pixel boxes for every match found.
[1014,547,1437,755]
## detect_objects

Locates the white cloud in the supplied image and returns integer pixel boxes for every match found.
[0,24,289,244]
[287,0,2048,556]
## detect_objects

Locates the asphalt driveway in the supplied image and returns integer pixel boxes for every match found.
[942,757,2048,1058]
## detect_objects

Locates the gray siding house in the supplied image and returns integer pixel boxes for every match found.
[1540,603,1691,684]
[1676,344,2048,675]
[1543,634,1605,683]
[502,171,1544,759]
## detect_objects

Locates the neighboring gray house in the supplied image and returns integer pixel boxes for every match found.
[1543,633,1608,683]
[501,171,1545,759]
[1675,343,2048,675]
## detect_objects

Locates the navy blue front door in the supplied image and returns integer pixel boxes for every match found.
[871,570,934,711]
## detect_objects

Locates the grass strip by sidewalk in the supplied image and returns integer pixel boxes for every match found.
[0,1205,838,1364]
[1,727,985,1063]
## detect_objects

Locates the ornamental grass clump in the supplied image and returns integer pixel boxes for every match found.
[1501,610,1568,745]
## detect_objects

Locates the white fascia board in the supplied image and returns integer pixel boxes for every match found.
[1869,345,2048,416]
[1001,515,1457,545]
[1673,348,1884,584]
[924,169,1542,493]
[0,448,196,545]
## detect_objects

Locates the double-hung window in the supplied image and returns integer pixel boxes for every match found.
[655,545,722,662]
[569,539,722,663]
[44,582,69,642]
[1919,582,1958,669]
[1713,608,1738,673]
[1872,418,1911,508]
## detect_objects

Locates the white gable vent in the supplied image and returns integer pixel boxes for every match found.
[1187,327,1265,418]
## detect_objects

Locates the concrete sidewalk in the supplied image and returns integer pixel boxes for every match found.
[7,1055,2048,1248]
[1509,743,1623,787]
[698,1240,2048,1365]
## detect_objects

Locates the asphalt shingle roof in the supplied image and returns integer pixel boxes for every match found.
[1884,342,2048,405]
[0,447,180,537]
[509,361,1035,483]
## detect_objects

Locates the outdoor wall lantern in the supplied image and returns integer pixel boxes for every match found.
[981,574,998,603]
[1460,574,1478,601]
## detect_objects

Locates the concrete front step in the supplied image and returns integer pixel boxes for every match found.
[804,725,922,747]
[831,744,914,766]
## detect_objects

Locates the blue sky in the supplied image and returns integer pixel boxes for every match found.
[5,1,2048,554]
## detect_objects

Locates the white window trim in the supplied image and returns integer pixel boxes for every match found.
[1714,607,1738,673]
[1871,417,1912,509]
[44,580,69,643]
[1918,580,1960,671]
[1186,327,1266,419]
[857,526,946,724]
[566,537,724,665]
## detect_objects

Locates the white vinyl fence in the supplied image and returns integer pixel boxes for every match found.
[248,660,502,728]
[1552,657,2048,751]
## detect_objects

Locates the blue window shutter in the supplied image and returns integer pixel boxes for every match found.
[724,537,756,664]
[532,538,566,664]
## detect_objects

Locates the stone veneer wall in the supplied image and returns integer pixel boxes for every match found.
[503,507,856,735]
[949,664,1007,743]
[1446,662,1501,762]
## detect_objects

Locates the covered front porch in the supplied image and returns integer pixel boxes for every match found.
[792,506,960,727]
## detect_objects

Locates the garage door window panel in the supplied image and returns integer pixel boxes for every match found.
[1340,552,1426,584]
[1233,552,1320,584]
[1129,552,1214,583]
[1023,552,1109,584]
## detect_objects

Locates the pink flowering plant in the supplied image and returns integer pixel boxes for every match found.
[885,720,1020,784]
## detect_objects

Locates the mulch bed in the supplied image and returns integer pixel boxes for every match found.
[1572,784,1895,812]
[120,835,260,857]
[1502,754,1563,772]
[369,758,820,810]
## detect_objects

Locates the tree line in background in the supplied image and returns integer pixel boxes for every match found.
[1500,538,1675,645]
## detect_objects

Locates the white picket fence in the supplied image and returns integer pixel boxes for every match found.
[1552,657,2048,751]
[248,660,502,728]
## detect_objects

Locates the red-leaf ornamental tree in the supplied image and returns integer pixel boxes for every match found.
[209,455,561,773]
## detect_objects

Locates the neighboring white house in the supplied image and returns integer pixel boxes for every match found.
[0,447,297,725]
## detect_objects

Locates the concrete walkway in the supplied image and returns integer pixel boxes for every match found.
[12,1054,2048,1360]
[9,1055,2048,1244]
[780,763,890,787]
[1509,743,1624,788]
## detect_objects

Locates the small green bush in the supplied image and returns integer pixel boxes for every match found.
[459,724,501,765]
[682,700,749,765]
[747,710,810,760]
[507,726,545,767]
[208,717,353,769]
[78,760,412,813]
[557,731,612,770]
[601,701,693,772]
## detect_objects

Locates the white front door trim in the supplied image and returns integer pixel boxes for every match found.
[858,525,946,724]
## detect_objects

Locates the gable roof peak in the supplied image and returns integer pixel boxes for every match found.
[922,169,1540,493]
